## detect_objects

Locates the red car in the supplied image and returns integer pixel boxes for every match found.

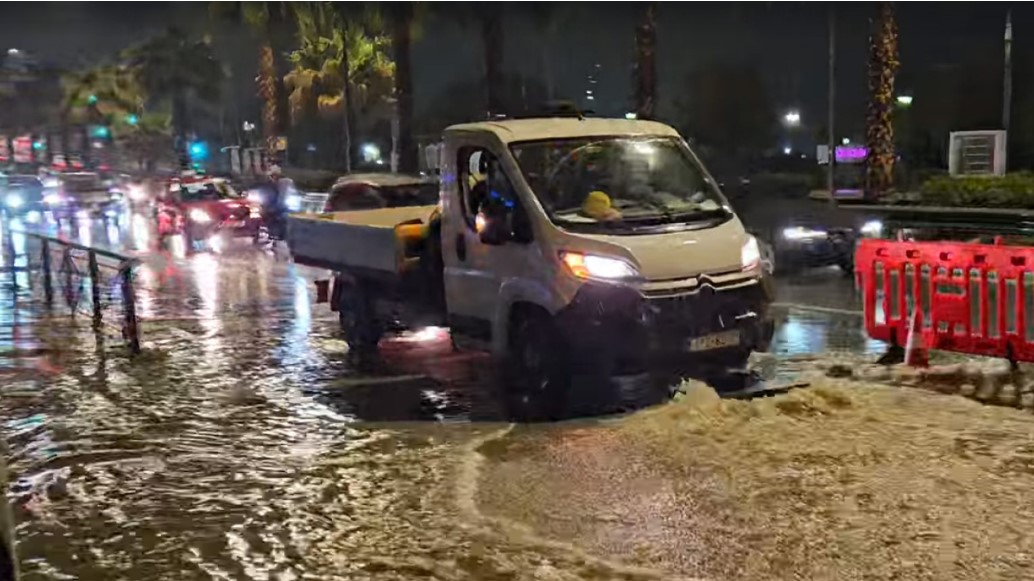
[155,177,261,252]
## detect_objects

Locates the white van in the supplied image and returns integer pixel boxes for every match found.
[289,116,774,400]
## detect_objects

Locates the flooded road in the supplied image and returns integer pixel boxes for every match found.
[0,212,884,579]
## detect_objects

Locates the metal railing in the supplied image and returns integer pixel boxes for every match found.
[2,229,141,355]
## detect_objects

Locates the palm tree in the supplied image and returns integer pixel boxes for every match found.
[284,2,394,170]
[634,2,658,119]
[865,2,899,199]
[211,2,291,162]
[383,2,418,173]
[61,64,145,166]
[122,28,223,166]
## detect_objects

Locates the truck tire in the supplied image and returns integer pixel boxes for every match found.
[506,309,570,420]
[338,281,382,357]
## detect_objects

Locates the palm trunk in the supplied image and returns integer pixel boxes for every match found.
[635,2,658,119]
[340,34,353,174]
[865,2,899,200]
[482,10,504,117]
[258,41,279,165]
[393,7,417,174]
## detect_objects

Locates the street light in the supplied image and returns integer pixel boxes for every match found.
[783,146,792,155]
[625,112,637,120]
[783,110,801,126]
[896,95,913,107]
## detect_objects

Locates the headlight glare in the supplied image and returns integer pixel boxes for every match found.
[742,236,761,270]
[782,226,827,240]
[188,208,212,223]
[560,251,638,281]
[5,193,23,208]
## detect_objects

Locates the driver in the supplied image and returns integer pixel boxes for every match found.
[581,190,622,221]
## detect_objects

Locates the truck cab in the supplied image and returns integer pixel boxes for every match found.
[289,116,773,404]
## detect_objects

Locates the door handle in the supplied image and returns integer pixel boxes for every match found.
[456,233,467,262]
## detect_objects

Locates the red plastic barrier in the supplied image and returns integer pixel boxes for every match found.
[855,238,1034,362]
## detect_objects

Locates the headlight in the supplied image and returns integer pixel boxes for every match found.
[43,193,62,205]
[188,208,212,223]
[741,236,761,270]
[285,193,302,212]
[42,177,60,188]
[249,205,261,218]
[128,186,148,202]
[860,220,883,237]
[560,251,638,281]
[247,190,263,204]
[4,193,23,208]
[782,226,827,241]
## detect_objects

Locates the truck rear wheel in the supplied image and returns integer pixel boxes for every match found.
[338,281,383,357]
[506,310,570,420]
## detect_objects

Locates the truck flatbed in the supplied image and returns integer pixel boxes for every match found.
[287,205,437,273]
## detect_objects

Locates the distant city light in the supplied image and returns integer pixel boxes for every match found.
[841,137,850,145]
[361,143,381,162]
[896,95,913,106]
[625,112,637,120]
[783,146,792,155]
[7,48,19,56]
[242,121,256,132]
[783,110,801,126]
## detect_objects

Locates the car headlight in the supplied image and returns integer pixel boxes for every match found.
[109,188,123,201]
[560,251,638,281]
[782,226,827,241]
[285,193,302,212]
[742,236,761,270]
[42,177,60,188]
[249,205,261,218]
[43,193,62,205]
[188,208,212,223]
[4,193,23,208]
[128,185,147,202]
[860,220,883,237]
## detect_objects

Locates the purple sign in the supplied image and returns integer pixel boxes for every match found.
[835,145,868,163]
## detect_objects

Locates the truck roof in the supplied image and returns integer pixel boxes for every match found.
[444,117,681,144]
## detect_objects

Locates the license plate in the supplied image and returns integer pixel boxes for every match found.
[688,329,740,352]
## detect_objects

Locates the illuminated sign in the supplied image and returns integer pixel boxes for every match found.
[835,145,867,163]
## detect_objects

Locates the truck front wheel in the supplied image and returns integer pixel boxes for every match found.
[506,310,570,419]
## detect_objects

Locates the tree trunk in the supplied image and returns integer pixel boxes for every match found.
[865,2,899,200]
[482,9,504,117]
[257,41,279,165]
[392,6,417,174]
[635,2,658,119]
[340,33,353,174]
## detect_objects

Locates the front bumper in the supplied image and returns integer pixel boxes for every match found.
[554,274,774,374]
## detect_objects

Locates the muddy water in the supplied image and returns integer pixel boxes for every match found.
[1,214,877,579]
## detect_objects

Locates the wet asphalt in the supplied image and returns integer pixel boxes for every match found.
[0,208,882,580]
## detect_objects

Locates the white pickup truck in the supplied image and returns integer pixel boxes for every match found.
[288,116,774,400]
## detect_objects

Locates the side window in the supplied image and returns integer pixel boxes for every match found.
[458,146,533,243]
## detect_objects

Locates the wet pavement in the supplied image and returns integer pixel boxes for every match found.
[0,210,885,579]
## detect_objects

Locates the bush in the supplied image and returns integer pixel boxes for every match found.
[919,172,1034,208]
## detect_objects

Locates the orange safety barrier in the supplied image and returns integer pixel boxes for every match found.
[855,238,1034,363]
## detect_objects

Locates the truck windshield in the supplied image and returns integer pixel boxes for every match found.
[510,136,730,231]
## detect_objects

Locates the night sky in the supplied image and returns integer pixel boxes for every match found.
[0,2,1027,142]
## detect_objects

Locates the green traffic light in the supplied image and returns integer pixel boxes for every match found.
[87,94,98,105]
[126,114,139,125]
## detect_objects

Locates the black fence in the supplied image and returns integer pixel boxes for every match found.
[2,229,141,355]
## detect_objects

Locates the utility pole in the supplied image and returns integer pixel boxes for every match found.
[827,4,836,204]
[1003,10,1013,133]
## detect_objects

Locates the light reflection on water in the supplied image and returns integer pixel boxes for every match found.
[0,210,893,579]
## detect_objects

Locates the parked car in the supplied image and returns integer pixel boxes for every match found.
[325,173,439,212]
[45,172,125,219]
[0,173,46,219]
[156,176,261,252]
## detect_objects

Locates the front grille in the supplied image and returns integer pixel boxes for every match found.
[645,282,766,337]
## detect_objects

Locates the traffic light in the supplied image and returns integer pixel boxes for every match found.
[91,125,110,139]
[31,141,43,151]
[126,114,139,126]
[188,141,208,161]
[87,94,98,105]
